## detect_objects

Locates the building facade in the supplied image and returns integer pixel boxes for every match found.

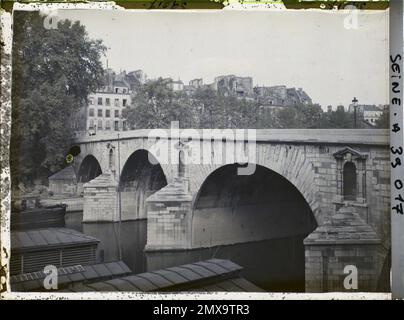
[86,81,132,134]
[348,104,384,126]
[189,78,203,88]
[166,79,184,91]
[214,75,254,98]
[254,85,313,107]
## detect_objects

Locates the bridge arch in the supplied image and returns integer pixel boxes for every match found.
[190,162,318,290]
[77,154,102,183]
[191,163,318,248]
[188,144,321,222]
[119,149,168,220]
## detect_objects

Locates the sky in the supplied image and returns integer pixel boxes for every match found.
[58,9,389,109]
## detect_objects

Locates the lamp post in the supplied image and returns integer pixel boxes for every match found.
[352,97,358,128]
[107,137,122,261]
[117,133,122,260]
[117,133,121,220]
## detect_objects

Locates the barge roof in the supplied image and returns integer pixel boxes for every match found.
[11,228,100,252]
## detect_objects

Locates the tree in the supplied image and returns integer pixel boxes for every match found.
[276,107,299,128]
[295,103,323,128]
[11,11,106,187]
[320,106,355,128]
[256,107,277,128]
[123,78,193,129]
[192,87,221,128]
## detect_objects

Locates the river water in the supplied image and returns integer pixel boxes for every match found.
[65,211,306,292]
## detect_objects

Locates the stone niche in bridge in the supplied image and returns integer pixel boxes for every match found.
[145,177,193,251]
[82,172,120,222]
[304,206,385,292]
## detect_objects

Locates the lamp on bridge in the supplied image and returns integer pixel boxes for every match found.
[352,97,358,128]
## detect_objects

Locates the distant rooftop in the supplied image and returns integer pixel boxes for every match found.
[113,80,129,88]
[348,104,384,112]
[172,80,184,84]
[361,105,383,112]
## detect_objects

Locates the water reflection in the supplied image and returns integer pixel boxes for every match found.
[66,211,306,292]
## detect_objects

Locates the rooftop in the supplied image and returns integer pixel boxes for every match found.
[362,105,383,112]
[113,80,129,88]
[11,261,132,292]
[67,259,264,292]
[11,228,100,252]
[48,166,76,181]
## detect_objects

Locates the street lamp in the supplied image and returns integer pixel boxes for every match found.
[107,139,122,260]
[352,97,358,128]
[116,133,122,261]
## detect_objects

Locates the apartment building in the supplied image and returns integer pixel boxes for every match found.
[86,81,132,134]
[348,104,384,126]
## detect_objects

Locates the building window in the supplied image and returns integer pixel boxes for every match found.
[106,110,110,118]
[115,88,119,93]
[115,110,119,118]
[106,98,110,106]
[89,97,94,105]
[123,89,127,93]
[98,120,102,130]
[106,120,111,130]
[97,97,103,105]
[123,121,127,131]
[114,99,119,107]
[89,119,94,129]
[98,109,102,117]
[343,162,357,201]
[89,108,94,117]
[114,121,119,131]
[122,99,127,107]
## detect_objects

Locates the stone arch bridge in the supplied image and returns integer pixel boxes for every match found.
[71,129,390,292]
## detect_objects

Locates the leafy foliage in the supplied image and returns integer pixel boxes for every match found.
[11,12,106,186]
[123,79,369,131]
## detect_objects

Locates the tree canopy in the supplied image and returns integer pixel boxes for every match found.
[11,11,106,186]
[123,79,370,131]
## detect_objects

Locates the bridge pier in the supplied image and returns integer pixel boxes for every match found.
[304,206,384,292]
[145,177,193,251]
[82,171,120,222]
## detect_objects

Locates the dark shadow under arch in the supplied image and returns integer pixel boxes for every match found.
[119,150,167,220]
[77,155,102,183]
[191,163,318,291]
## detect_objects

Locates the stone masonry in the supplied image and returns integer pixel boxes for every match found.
[304,206,383,292]
[82,171,120,222]
[73,129,390,291]
[145,177,193,251]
